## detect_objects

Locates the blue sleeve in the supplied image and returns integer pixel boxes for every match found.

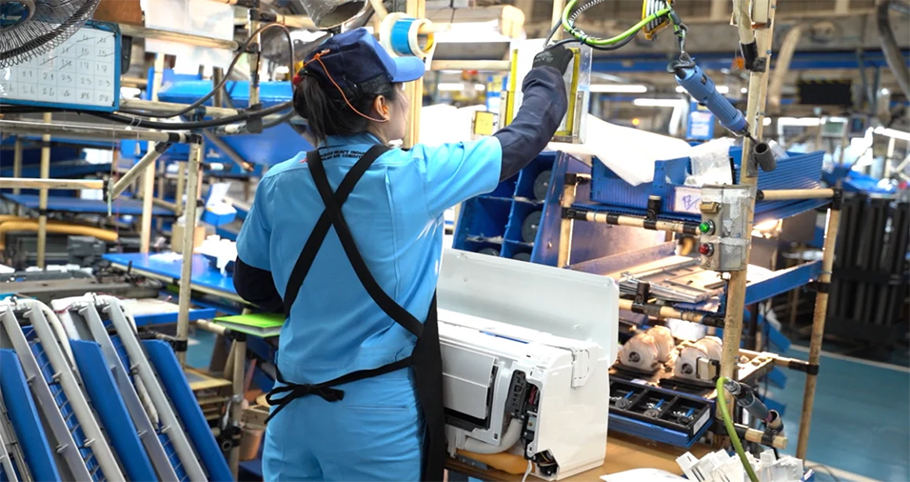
[415,136,503,217]
[235,181,272,271]
[494,66,568,181]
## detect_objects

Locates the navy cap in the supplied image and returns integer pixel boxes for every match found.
[301,28,424,98]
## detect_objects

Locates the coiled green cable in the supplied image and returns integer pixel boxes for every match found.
[560,0,672,46]
[716,376,761,482]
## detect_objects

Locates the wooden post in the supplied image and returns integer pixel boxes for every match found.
[12,138,22,217]
[403,0,426,149]
[176,142,202,367]
[551,0,566,41]
[229,336,247,478]
[719,0,777,399]
[37,113,52,269]
[556,176,577,268]
[796,204,842,458]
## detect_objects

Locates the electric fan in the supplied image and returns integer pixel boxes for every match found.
[0,0,101,68]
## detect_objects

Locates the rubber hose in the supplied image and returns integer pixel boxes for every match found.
[877,0,910,99]
[463,419,523,454]
[717,377,760,482]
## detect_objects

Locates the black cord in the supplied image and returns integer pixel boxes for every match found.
[90,101,292,130]
[553,30,639,51]
[118,23,295,119]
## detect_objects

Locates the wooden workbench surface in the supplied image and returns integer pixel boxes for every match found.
[447,432,711,481]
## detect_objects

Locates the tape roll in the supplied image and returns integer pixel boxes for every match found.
[380,12,435,59]
[521,210,542,243]
[512,252,531,262]
[533,170,552,201]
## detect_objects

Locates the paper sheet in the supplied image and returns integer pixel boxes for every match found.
[549,114,693,186]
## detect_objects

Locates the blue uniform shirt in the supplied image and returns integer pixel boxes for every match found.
[236,133,502,384]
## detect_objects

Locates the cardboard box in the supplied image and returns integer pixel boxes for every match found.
[171,224,207,254]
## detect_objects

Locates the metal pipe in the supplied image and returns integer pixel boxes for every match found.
[551,0,566,41]
[403,0,426,148]
[152,197,180,212]
[195,319,227,336]
[201,130,254,172]
[0,119,192,143]
[796,206,842,459]
[429,60,511,71]
[734,423,788,449]
[877,0,910,98]
[0,222,118,250]
[0,178,104,190]
[37,113,51,269]
[174,162,187,217]
[570,210,700,235]
[368,0,388,19]
[119,24,239,51]
[557,175,578,268]
[12,138,22,197]
[229,338,246,478]
[249,12,262,108]
[616,298,718,325]
[176,143,202,367]
[141,53,167,254]
[759,188,836,201]
[767,25,803,114]
[720,0,778,426]
[110,143,172,200]
[120,99,242,119]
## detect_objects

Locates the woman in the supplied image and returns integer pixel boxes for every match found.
[233,27,572,482]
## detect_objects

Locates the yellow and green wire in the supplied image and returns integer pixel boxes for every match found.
[559,0,673,47]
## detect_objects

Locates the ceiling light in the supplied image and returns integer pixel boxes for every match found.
[677,85,729,94]
[589,84,648,93]
[437,82,465,92]
[779,117,821,127]
[633,98,686,107]
[880,88,890,96]
[474,84,486,91]
[741,87,748,94]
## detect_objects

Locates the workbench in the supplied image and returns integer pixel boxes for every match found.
[103,252,243,303]
[2,193,174,216]
[447,433,710,481]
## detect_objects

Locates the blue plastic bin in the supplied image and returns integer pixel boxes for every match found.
[590,148,824,213]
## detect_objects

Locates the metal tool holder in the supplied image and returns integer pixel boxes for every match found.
[94,295,211,482]
[0,301,95,481]
[554,0,843,459]
[0,390,30,482]
[52,296,182,482]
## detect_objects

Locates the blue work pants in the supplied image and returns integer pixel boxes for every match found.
[262,369,424,481]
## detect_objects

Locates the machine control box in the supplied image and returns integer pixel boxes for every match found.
[697,184,755,272]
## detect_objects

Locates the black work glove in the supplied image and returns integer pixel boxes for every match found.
[532,45,573,74]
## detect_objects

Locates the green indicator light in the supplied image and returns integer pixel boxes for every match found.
[699,222,713,234]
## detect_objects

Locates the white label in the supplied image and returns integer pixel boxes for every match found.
[673,186,703,214]
[692,408,710,434]
[1,26,117,109]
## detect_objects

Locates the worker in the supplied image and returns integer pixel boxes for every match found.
[233,27,572,482]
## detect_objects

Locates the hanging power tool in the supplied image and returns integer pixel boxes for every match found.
[552,0,776,171]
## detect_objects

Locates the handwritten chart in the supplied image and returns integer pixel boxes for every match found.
[0,23,120,112]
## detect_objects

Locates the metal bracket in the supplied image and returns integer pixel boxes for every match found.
[807,281,830,294]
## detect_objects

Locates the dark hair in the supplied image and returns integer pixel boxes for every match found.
[293,75,398,142]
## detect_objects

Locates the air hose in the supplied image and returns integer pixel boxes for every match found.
[559,0,672,47]
[716,377,760,482]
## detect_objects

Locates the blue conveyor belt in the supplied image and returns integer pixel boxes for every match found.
[1,194,174,216]
[102,253,237,296]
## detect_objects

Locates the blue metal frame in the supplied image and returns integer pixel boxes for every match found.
[591,49,910,73]
[608,410,714,448]
[741,260,821,306]
[143,340,233,482]
[132,307,217,327]
[0,350,60,482]
[69,340,159,482]
[0,21,122,112]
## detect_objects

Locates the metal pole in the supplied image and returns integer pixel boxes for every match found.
[720,0,777,390]
[403,0,426,149]
[570,210,699,235]
[248,10,261,108]
[37,113,52,269]
[176,142,202,367]
[0,179,105,190]
[229,337,246,478]
[11,138,22,196]
[0,119,189,143]
[616,299,718,325]
[119,24,239,51]
[759,188,837,201]
[120,99,242,119]
[110,143,171,200]
[428,60,511,72]
[796,203,842,459]
[201,130,254,172]
[141,53,167,254]
[557,175,578,268]
[175,162,187,217]
[551,0,566,41]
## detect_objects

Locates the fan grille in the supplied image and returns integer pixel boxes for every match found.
[0,0,101,68]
